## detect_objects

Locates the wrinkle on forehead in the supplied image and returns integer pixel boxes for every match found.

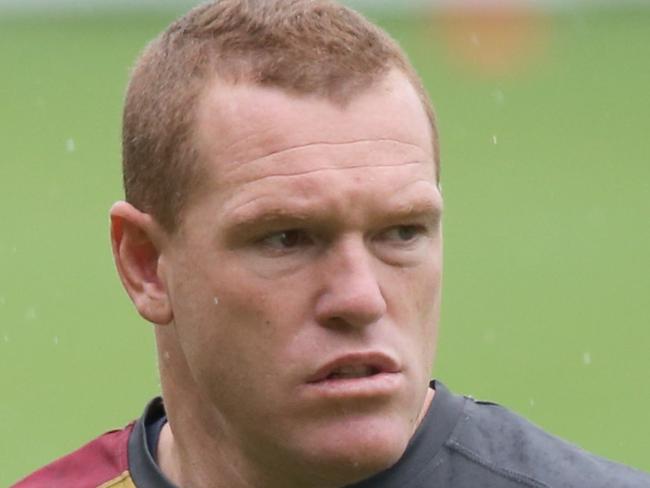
[234,160,431,184]
[221,182,441,234]
[219,164,440,225]
[228,175,440,216]
[196,71,436,196]
[214,138,434,185]
[232,138,429,165]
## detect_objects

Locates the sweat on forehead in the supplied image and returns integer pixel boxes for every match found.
[122,0,439,233]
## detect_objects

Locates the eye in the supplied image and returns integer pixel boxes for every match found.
[260,229,312,250]
[380,225,426,243]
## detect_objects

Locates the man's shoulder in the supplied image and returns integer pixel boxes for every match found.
[12,423,136,488]
[444,396,650,488]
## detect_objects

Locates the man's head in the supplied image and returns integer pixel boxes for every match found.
[112,1,443,486]
[122,0,439,233]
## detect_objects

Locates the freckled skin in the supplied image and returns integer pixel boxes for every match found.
[152,70,443,488]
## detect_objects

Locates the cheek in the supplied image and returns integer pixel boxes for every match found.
[419,256,442,343]
[386,253,442,367]
[177,300,274,410]
[171,264,304,402]
[393,253,442,321]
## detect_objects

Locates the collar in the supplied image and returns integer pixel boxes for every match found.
[128,396,176,488]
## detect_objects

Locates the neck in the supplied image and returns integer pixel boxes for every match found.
[155,327,327,488]
[155,328,257,488]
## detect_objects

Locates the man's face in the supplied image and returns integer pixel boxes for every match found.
[159,70,442,484]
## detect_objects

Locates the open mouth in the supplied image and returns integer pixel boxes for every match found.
[325,365,381,380]
[307,352,401,385]
[303,353,402,398]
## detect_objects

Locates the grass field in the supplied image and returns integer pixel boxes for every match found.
[1,5,649,485]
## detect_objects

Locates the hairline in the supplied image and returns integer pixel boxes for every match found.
[168,67,440,237]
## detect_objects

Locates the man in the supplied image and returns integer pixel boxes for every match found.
[14,1,650,487]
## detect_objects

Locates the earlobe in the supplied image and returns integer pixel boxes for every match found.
[110,202,173,325]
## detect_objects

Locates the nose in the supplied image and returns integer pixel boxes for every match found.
[314,236,387,330]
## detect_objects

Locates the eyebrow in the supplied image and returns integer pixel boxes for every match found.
[375,200,444,240]
[223,203,314,238]
[223,192,442,241]
[385,196,443,223]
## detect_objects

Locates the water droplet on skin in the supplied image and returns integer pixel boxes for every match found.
[582,352,592,366]
[66,138,76,153]
[213,296,219,305]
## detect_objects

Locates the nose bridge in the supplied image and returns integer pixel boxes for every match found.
[314,234,387,329]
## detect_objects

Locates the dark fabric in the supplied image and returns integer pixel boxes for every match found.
[145,414,167,463]
[127,382,650,488]
[438,396,650,488]
[128,397,177,488]
[347,382,650,488]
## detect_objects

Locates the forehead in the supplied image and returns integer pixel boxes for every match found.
[195,70,434,177]
[186,70,438,227]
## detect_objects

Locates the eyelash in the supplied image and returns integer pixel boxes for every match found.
[256,224,429,252]
[259,229,313,250]
[378,224,428,243]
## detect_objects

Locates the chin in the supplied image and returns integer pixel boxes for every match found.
[297,414,412,485]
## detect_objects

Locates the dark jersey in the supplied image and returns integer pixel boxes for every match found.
[13,381,650,487]
[350,382,650,487]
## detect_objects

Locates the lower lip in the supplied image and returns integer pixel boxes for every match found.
[302,372,402,399]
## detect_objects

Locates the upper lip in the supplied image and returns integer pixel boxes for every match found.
[306,351,401,383]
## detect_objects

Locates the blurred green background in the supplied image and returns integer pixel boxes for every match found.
[1,2,649,485]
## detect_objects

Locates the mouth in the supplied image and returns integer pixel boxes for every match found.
[304,352,402,398]
[324,364,382,380]
[308,352,400,383]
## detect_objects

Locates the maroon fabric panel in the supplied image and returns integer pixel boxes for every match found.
[12,423,135,488]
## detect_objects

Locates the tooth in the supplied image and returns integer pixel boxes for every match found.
[330,365,373,379]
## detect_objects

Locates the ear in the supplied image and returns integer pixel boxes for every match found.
[110,201,173,325]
